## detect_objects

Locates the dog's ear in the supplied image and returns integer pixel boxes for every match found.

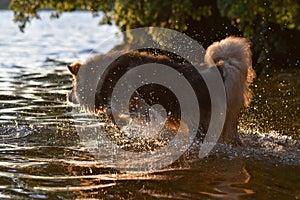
[67,61,82,76]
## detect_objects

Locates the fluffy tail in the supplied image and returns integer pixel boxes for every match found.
[204,36,256,107]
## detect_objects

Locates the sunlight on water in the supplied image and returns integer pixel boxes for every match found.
[239,68,300,140]
[0,10,299,200]
[0,11,121,67]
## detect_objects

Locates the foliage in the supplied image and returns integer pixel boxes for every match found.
[218,0,299,31]
[9,0,113,31]
[9,0,213,32]
[10,0,299,32]
[217,0,300,68]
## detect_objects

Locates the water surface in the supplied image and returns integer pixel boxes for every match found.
[0,10,299,200]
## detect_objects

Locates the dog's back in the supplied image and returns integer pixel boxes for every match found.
[67,37,255,144]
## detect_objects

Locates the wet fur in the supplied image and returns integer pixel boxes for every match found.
[205,37,255,143]
[67,36,255,144]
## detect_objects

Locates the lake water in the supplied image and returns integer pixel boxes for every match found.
[0,10,299,199]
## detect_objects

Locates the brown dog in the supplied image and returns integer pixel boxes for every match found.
[67,36,255,145]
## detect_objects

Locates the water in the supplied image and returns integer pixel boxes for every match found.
[0,10,299,199]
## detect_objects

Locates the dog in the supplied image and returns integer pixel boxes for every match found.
[67,36,255,145]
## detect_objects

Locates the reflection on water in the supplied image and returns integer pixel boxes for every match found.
[0,10,299,199]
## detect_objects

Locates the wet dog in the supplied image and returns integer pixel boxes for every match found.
[67,36,255,145]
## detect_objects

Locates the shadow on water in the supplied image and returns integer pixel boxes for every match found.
[0,11,299,200]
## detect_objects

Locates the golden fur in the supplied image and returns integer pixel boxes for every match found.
[205,37,255,143]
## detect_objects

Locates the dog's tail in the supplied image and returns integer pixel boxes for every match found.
[204,36,256,107]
